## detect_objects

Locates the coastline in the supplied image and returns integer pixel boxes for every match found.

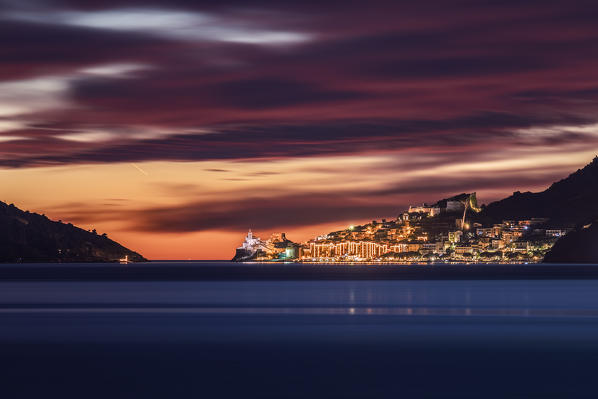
[263,260,539,265]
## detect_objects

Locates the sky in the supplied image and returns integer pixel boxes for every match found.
[1,0,598,259]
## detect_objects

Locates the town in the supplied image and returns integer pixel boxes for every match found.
[232,193,569,263]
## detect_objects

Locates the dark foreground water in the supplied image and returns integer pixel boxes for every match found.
[3,262,598,398]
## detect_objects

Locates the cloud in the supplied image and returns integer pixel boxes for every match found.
[68,75,366,112]
[1,0,598,170]
[0,20,170,81]
[199,77,365,109]
[0,113,594,169]
[123,194,402,233]
[6,7,311,45]
[204,168,230,172]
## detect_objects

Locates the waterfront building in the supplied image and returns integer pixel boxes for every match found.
[240,229,266,251]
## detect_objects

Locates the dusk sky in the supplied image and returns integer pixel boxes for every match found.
[2,0,598,259]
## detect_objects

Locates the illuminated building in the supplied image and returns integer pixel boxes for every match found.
[546,229,571,237]
[303,240,409,260]
[491,239,505,249]
[408,205,440,217]
[240,229,267,252]
[454,246,474,254]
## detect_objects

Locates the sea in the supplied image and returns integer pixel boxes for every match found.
[2,261,598,398]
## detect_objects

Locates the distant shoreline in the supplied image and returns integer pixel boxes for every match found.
[262,260,539,265]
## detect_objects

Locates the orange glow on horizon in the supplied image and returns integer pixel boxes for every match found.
[1,149,594,259]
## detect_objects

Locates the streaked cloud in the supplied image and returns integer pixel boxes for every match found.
[79,63,151,77]
[7,8,311,45]
[0,135,28,143]
[0,76,69,116]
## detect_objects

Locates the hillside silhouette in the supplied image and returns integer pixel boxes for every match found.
[543,221,598,263]
[0,201,146,263]
[478,157,598,226]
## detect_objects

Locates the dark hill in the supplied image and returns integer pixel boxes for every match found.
[0,201,146,263]
[543,222,598,263]
[478,157,598,226]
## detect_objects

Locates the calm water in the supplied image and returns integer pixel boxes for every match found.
[2,262,598,398]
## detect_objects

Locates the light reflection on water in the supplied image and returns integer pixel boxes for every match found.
[0,306,598,317]
[2,275,598,398]
[0,280,598,317]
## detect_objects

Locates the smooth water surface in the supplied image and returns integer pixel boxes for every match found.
[2,264,598,398]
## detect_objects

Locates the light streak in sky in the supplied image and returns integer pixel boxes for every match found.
[131,163,149,176]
